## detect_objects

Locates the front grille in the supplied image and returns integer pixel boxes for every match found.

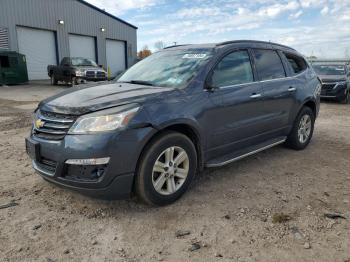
[86,71,96,78]
[33,110,76,140]
[321,83,336,91]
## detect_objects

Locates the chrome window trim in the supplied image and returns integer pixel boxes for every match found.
[216,69,307,90]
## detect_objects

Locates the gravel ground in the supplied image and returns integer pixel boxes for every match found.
[0,83,349,262]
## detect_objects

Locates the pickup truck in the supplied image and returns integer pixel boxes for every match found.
[47,57,107,86]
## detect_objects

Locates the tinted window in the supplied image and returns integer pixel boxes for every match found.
[61,57,70,66]
[284,53,307,74]
[253,49,285,80]
[211,50,254,87]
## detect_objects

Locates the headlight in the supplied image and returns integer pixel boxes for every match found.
[336,81,347,86]
[68,107,139,134]
[75,69,85,77]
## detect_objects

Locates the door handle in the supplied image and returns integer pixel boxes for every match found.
[250,93,262,99]
[288,87,296,92]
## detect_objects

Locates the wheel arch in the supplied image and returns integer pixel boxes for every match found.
[301,99,317,118]
[134,120,204,186]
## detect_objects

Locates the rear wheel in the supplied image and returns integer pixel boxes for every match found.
[285,106,315,150]
[135,131,197,206]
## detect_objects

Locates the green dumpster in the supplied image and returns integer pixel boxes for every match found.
[0,50,28,85]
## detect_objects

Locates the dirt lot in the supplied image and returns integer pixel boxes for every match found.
[0,82,349,262]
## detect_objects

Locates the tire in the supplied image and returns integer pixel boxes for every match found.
[285,106,315,150]
[135,131,197,206]
[50,75,58,85]
[340,90,349,104]
[70,77,78,87]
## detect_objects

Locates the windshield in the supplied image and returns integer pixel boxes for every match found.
[118,49,213,88]
[313,65,346,75]
[71,57,98,67]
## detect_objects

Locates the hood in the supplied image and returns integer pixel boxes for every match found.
[39,82,175,115]
[318,75,347,83]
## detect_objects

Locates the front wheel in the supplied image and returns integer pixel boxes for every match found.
[285,106,315,150]
[70,77,79,87]
[50,75,58,85]
[135,131,197,206]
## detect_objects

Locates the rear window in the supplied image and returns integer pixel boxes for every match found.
[253,49,286,81]
[284,53,307,74]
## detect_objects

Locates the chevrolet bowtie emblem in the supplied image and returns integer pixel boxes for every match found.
[35,119,45,129]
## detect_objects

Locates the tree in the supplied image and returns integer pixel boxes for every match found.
[154,41,166,51]
[137,45,152,60]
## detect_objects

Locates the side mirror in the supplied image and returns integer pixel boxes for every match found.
[204,78,217,92]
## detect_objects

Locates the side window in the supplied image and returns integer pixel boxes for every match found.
[61,58,70,66]
[253,49,286,80]
[284,53,307,74]
[211,50,254,87]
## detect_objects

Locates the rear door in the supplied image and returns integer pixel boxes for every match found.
[252,48,296,135]
[205,49,265,157]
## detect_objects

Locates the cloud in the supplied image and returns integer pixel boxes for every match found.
[86,0,350,58]
[320,6,329,15]
[84,0,159,15]
[290,10,303,19]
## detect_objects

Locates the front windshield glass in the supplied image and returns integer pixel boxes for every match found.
[313,64,346,75]
[118,49,213,88]
[71,57,98,67]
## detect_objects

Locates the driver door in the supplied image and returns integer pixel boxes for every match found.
[205,49,265,158]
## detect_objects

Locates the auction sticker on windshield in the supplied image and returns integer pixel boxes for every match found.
[182,54,207,59]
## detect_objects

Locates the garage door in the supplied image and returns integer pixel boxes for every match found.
[69,34,96,61]
[17,27,57,80]
[106,39,126,77]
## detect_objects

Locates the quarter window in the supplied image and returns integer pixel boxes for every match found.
[284,53,307,74]
[253,49,286,81]
[211,50,254,88]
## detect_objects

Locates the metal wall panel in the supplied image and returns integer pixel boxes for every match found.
[0,0,137,71]
[0,27,9,49]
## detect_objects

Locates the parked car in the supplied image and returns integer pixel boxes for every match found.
[26,40,321,206]
[48,57,107,86]
[312,63,350,103]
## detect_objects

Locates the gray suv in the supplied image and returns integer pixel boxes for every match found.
[26,40,321,206]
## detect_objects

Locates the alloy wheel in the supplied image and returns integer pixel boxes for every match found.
[151,146,189,195]
[298,114,312,144]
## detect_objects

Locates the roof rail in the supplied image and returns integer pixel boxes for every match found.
[216,40,296,51]
[163,44,191,49]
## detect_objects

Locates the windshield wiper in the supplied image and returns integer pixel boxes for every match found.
[120,80,154,86]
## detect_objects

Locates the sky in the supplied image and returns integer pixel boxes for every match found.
[85,0,350,58]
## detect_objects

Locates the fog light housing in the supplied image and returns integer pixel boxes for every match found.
[65,157,110,165]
